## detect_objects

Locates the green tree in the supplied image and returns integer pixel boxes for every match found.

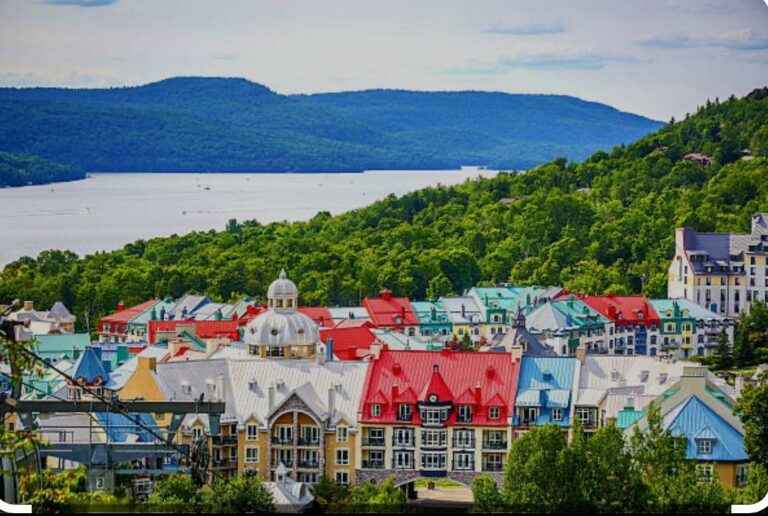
[311,476,350,511]
[426,273,453,299]
[211,472,275,513]
[735,372,768,470]
[712,330,733,370]
[348,477,407,513]
[471,475,505,513]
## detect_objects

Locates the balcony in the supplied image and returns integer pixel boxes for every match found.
[481,440,507,450]
[272,459,294,468]
[362,460,385,470]
[297,437,320,446]
[396,414,413,423]
[392,438,415,448]
[452,438,475,449]
[297,460,319,469]
[483,463,504,472]
[272,437,294,445]
[362,437,386,447]
[211,435,238,445]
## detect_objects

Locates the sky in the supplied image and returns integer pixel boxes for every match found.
[1,0,767,120]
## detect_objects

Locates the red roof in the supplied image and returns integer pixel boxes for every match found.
[100,299,158,325]
[577,294,659,325]
[148,320,240,344]
[298,307,334,328]
[319,320,376,361]
[359,349,520,426]
[361,290,419,328]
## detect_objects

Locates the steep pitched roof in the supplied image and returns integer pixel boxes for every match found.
[319,321,376,361]
[73,346,109,384]
[577,294,659,325]
[298,307,334,328]
[360,349,520,426]
[419,366,454,402]
[100,299,159,325]
[361,291,419,327]
[662,396,747,462]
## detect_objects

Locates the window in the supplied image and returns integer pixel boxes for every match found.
[697,439,713,455]
[336,426,348,442]
[245,447,259,464]
[370,404,381,417]
[576,408,593,427]
[300,425,319,445]
[393,428,414,447]
[737,464,748,487]
[453,429,474,448]
[421,452,446,470]
[458,404,473,423]
[421,408,445,425]
[95,477,104,490]
[397,403,412,422]
[246,424,258,441]
[697,464,714,483]
[453,452,474,471]
[192,427,203,441]
[489,407,500,420]
[335,449,349,466]
[67,386,81,401]
[552,408,563,422]
[393,451,414,469]
[335,471,349,485]
[422,430,447,447]
[275,425,293,444]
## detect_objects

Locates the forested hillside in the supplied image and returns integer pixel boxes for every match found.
[0,152,85,187]
[0,77,660,172]
[1,88,766,326]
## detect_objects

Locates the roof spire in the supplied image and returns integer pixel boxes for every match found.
[279,268,287,280]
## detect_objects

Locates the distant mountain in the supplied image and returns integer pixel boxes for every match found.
[0,151,84,187]
[0,77,662,172]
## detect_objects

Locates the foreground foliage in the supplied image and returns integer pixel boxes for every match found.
[311,476,408,512]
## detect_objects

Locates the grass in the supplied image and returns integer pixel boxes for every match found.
[414,479,467,489]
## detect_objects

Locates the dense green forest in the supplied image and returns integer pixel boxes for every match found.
[0,152,85,187]
[0,77,660,172]
[1,88,766,326]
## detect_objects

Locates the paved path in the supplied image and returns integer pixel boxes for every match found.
[410,485,474,513]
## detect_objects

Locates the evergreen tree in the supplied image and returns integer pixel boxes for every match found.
[735,371,768,471]
[712,329,733,370]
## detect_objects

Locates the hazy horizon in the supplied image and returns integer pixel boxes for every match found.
[1,0,767,120]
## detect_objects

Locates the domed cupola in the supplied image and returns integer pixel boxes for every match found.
[268,269,298,310]
[245,270,319,358]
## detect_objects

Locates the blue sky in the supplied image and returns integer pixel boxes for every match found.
[1,0,767,119]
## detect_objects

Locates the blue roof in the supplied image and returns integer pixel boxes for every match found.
[73,346,109,384]
[663,396,747,462]
[94,412,157,443]
[516,357,576,427]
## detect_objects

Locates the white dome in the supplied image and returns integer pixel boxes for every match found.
[268,269,298,299]
[244,309,319,347]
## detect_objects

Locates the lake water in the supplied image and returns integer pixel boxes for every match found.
[0,169,497,265]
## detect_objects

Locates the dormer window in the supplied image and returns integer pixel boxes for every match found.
[397,403,412,422]
[697,439,713,454]
[458,404,473,423]
[489,407,500,420]
[370,404,381,417]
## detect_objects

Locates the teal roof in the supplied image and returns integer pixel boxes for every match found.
[617,408,644,429]
[128,299,175,328]
[650,299,723,321]
[663,396,747,462]
[34,333,90,361]
[410,301,451,325]
[526,296,607,333]
[372,329,442,351]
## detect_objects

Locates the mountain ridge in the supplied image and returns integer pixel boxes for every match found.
[0,76,663,172]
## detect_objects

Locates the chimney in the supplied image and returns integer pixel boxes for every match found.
[391,381,399,401]
[461,304,466,318]
[381,289,392,301]
[216,373,225,402]
[576,343,587,364]
[326,338,334,362]
[138,356,157,373]
[510,343,523,363]
[607,303,617,320]
[117,301,125,312]
[268,385,275,414]
[23,300,33,311]
[327,386,336,424]
[206,339,219,355]
[474,381,482,404]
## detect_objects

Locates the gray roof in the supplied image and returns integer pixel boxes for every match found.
[438,296,483,324]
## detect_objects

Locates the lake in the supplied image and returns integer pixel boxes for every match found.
[0,169,497,266]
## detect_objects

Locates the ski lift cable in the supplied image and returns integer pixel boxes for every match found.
[7,344,223,485]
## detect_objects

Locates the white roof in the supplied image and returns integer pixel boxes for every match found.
[328,306,370,322]
[576,355,734,406]
[244,309,319,348]
[265,480,314,512]
[153,357,368,431]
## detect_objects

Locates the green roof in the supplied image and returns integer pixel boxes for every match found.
[33,333,90,361]
[617,408,644,429]
[410,301,451,325]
